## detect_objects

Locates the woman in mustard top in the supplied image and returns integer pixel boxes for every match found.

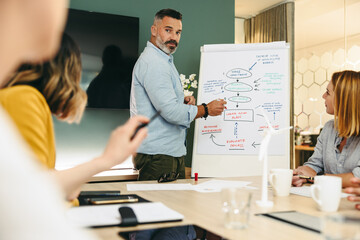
[0,33,149,200]
[0,34,82,169]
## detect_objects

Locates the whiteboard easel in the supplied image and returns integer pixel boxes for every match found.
[192,42,291,177]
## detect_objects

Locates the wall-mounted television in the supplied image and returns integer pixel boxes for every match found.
[64,9,139,109]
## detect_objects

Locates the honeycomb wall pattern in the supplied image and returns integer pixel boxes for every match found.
[294,45,360,133]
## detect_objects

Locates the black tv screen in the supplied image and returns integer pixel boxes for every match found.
[64,9,139,109]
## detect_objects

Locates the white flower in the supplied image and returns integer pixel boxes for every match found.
[191,80,198,88]
[183,89,193,97]
[180,73,197,95]
[189,74,196,81]
[181,78,190,87]
[179,74,186,81]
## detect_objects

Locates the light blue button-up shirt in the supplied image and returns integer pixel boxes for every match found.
[130,42,198,157]
[304,119,360,177]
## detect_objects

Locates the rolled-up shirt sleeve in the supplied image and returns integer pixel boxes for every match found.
[142,61,197,128]
[352,166,360,178]
[304,131,325,174]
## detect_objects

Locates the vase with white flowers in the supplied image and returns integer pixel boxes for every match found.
[180,73,198,96]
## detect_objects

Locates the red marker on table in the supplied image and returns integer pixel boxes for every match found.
[195,173,198,181]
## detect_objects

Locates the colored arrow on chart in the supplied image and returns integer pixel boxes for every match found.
[210,134,225,147]
[252,142,260,148]
[249,62,257,71]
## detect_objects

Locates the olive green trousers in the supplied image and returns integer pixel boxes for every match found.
[133,153,185,181]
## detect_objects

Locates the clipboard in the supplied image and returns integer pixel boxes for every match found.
[257,211,321,233]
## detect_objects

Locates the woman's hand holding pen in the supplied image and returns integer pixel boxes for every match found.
[292,166,316,187]
[344,177,360,210]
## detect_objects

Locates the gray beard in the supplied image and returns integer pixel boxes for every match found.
[155,35,177,55]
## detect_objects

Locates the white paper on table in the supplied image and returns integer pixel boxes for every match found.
[192,179,252,192]
[127,183,193,191]
[290,186,353,198]
[66,202,184,228]
[127,180,254,193]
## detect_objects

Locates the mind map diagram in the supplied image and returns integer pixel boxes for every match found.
[196,49,289,155]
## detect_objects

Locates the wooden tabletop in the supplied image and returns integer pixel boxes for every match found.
[81,176,357,240]
[89,169,138,182]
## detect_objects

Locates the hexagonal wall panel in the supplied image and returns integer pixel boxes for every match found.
[314,68,326,85]
[294,73,302,89]
[327,66,340,80]
[294,115,300,126]
[347,45,360,63]
[303,71,314,87]
[295,45,360,131]
[308,84,320,99]
[294,99,302,115]
[321,81,329,94]
[344,62,356,71]
[297,86,309,101]
[321,52,332,68]
[297,113,309,130]
[303,99,316,114]
[308,55,320,71]
[333,49,345,66]
[297,58,308,73]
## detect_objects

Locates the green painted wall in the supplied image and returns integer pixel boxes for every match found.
[70,0,235,167]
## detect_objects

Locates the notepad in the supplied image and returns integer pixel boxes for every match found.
[66,202,184,228]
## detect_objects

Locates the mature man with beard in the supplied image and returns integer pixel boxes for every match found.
[130,8,226,181]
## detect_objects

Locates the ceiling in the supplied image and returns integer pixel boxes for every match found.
[235,0,360,50]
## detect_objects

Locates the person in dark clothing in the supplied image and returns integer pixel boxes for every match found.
[87,45,132,109]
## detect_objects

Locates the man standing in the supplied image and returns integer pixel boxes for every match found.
[130,8,226,180]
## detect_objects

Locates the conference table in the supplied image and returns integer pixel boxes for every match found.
[81,176,358,240]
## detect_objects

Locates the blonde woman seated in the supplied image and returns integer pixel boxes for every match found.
[0,33,148,200]
[292,71,360,188]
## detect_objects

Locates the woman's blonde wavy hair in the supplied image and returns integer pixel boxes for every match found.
[332,70,360,137]
[6,33,86,123]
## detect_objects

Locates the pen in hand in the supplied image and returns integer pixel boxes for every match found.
[298,175,314,181]
[130,111,161,140]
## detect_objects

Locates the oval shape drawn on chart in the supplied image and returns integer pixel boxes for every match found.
[226,68,252,79]
[228,96,251,103]
[224,82,253,92]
